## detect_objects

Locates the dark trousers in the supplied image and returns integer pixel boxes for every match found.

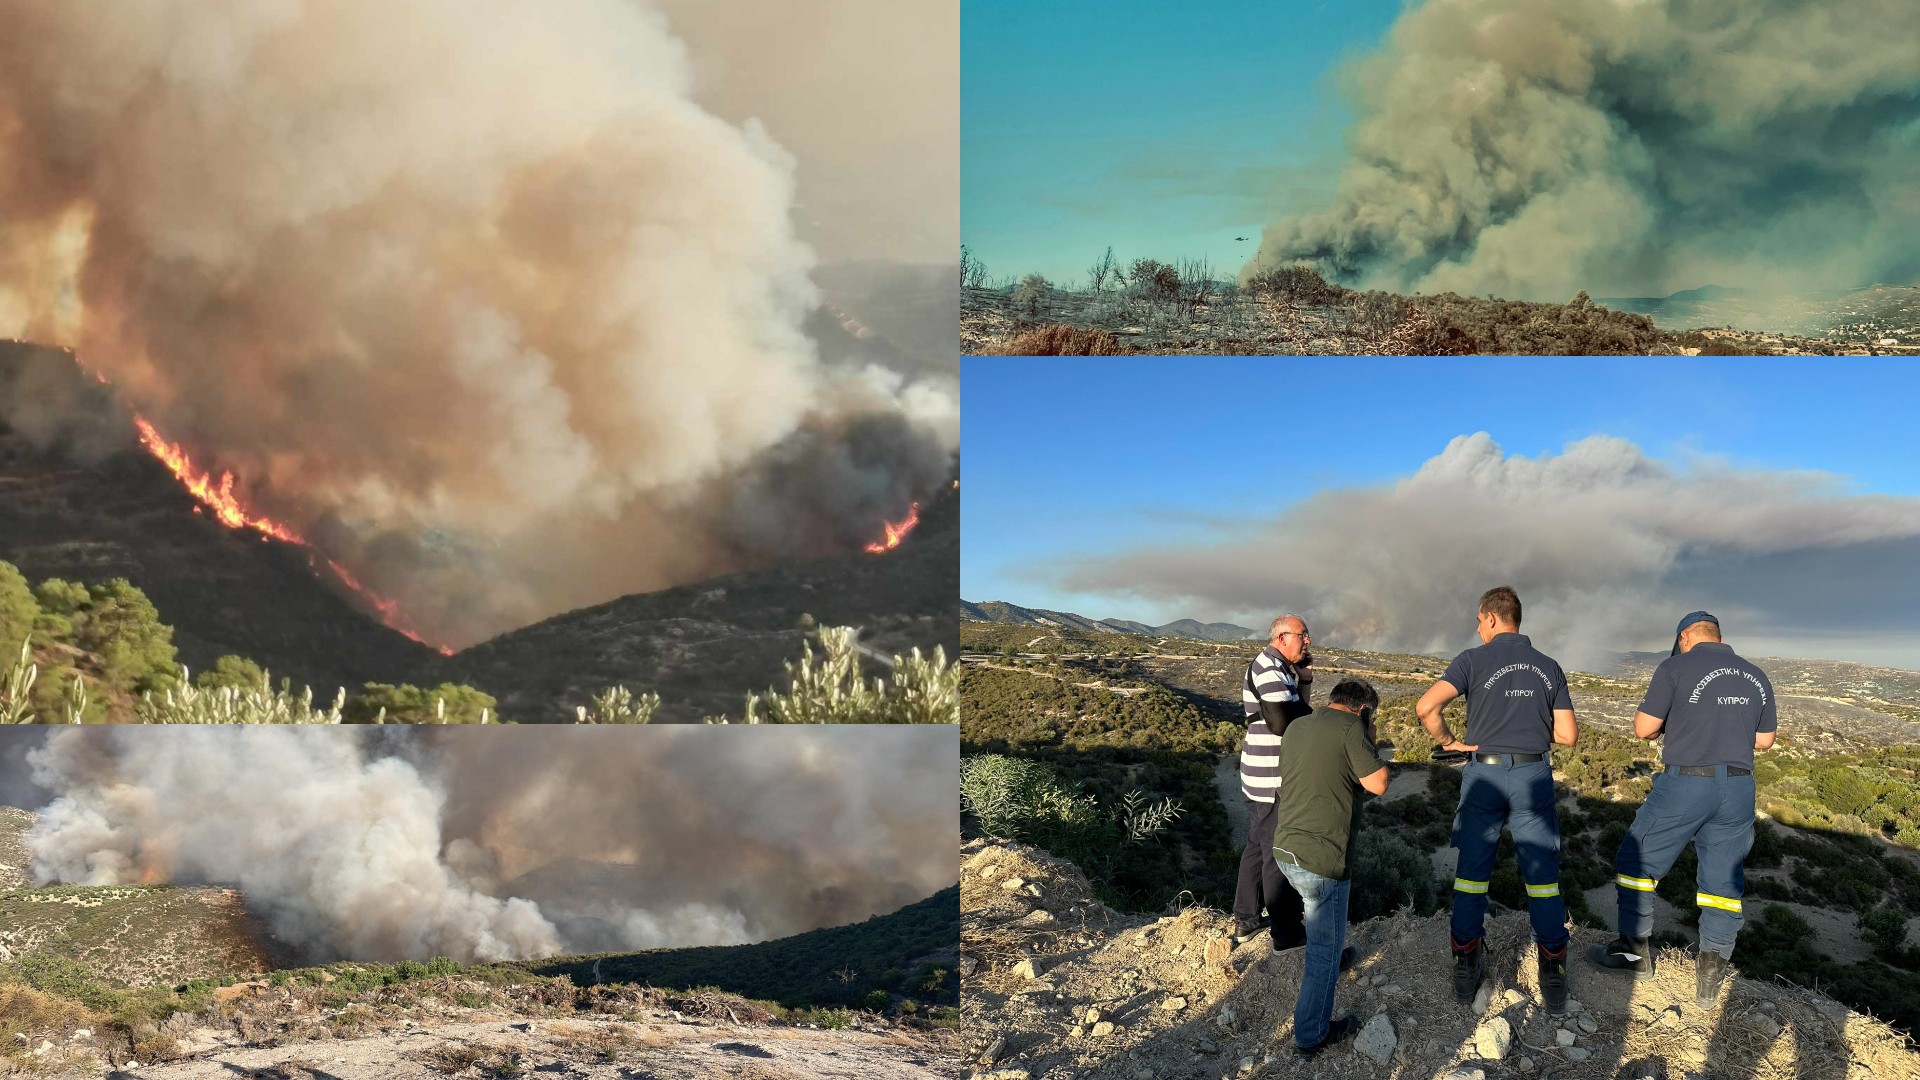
[1615,767,1755,956]
[1450,757,1570,948]
[1234,797,1305,948]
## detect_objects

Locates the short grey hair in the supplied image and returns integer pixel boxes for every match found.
[1269,613,1307,640]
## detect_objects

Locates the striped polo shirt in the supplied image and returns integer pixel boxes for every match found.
[1240,645,1312,803]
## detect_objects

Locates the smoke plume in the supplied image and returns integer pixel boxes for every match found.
[1247,0,1920,300]
[1048,434,1920,671]
[0,0,955,647]
[18,726,957,964]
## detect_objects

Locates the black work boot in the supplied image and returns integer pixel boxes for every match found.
[1696,949,1731,1009]
[1451,935,1485,1004]
[1538,941,1570,1015]
[1587,935,1654,979]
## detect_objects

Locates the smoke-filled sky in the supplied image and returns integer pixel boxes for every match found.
[964,0,1920,300]
[963,357,1920,671]
[0,0,956,649]
[0,725,957,965]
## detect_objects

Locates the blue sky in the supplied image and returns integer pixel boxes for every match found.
[962,357,1920,668]
[962,0,1402,285]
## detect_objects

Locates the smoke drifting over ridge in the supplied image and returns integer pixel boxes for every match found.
[1047,434,1920,671]
[0,1,955,647]
[1247,0,1920,301]
[13,726,956,964]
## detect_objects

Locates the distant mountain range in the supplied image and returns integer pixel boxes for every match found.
[959,600,1260,643]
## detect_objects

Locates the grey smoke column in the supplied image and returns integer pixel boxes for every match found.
[1049,434,1920,670]
[0,0,956,647]
[1246,0,1920,300]
[25,726,957,964]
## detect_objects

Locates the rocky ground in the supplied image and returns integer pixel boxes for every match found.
[959,839,1920,1080]
[8,982,963,1079]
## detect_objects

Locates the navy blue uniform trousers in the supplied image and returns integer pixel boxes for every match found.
[1451,756,1569,947]
[1614,766,1755,956]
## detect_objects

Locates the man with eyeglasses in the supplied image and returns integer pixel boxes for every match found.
[1415,586,1579,1015]
[1232,613,1325,950]
[1590,611,1776,1010]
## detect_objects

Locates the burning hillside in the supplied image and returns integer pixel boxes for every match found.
[0,0,956,649]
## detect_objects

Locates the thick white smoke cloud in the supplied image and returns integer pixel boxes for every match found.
[1048,434,1920,670]
[21,726,957,964]
[1247,0,1920,300]
[0,0,954,647]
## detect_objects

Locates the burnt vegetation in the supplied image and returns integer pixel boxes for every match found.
[959,252,1859,356]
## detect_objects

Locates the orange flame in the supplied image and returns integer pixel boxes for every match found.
[864,502,921,554]
[132,417,302,543]
[127,410,454,655]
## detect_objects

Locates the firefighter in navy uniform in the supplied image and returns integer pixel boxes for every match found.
[1415,586,1580,1014]
[1590,611,1777,1009]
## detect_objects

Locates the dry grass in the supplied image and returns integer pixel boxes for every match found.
[985,324,1130,356]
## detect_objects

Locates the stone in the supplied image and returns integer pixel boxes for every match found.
[1472,1016,1512,1060]
[1442,1069,1487,1080]
[1092,1022,1116,1038]
[1021,909,1056,925]
[978,864,1001,880]
[1555,1028,1576,1047]
[978,1071,1030,1080]
[1760,1016,1783,1038]
[1205,937,1233,966]
[1215,1005,1237,1028]
[1502,988,1524,1007]
[1133,1068,1154,1080]
[1566,998,1584,1014]
[1197,1038,1218,1054]
[1382,984,1404,995]
[959,955,979,978]
[1567,1046,1592,1062]
[979,1035,1007,1064]
[1000,876,1026,891]
[70,1030,91,1040]
[1011,958,1039,980]
[1163,996,1188,1011]
[1517,1055,1535,1072]
[1353,1014,1396,1064]
[1237,1057,1256,1074]
[1577,1015,1597,1034]
[1371,973,1388,986]
[1084,1007,1103,1025]
[1472,985,1492,1015]
[1068,1026,1084,1039]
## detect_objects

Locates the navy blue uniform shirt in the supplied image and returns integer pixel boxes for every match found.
[1639,642,1776,769]
[1441,632,1573,755]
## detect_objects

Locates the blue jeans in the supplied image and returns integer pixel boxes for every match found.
[1615,767,1756,956]
[1278,860,1350,1049]
[1451,757,1570,948]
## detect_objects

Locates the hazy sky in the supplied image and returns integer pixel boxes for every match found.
[962,357,1920,671]
[962,0,1400,284]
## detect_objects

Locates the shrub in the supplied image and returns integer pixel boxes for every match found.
[1247,265,1349,307]
[1349,827,1443,920]
[346,682,497,725]
[196,655,268,691]
[861,989,891,1012]
[1013,273,1050,316]
[0,561,35,662]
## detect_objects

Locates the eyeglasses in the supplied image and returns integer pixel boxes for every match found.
[1279,631,1311,639]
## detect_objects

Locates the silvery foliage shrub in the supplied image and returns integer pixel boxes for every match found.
[584,625,957,725]
[135,668,351,724]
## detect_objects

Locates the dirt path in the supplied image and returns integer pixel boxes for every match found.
[1215,753,1249,852]
[122,1017,962,1080]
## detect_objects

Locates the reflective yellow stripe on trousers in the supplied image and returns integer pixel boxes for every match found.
[1697,892,1743,913]
[1453,878,1489,894]
[1525,882,1560,899]
[1615,874,1658,892]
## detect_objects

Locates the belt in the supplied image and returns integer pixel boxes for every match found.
[1473,753,1544,765]
[1668,764,1752,777]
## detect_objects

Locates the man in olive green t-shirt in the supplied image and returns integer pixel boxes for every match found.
[1272,678,1390,1056]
